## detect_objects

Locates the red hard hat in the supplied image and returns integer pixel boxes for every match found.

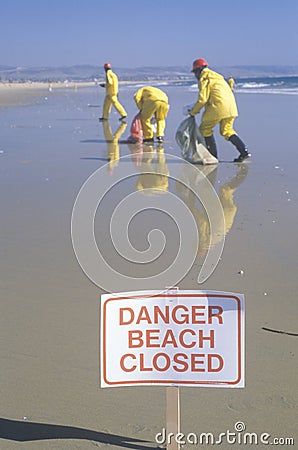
[191,58,208,72]
[104,62,111,69]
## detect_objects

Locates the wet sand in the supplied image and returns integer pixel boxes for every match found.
[0,84,297,449]
[0,82,94,107]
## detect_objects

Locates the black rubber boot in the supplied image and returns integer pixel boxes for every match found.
[229,134,251,162]
[229,134,247,153]
[204,135,218,158]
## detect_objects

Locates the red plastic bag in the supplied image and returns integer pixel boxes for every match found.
[119,113,143,165]
[128,113,143,143]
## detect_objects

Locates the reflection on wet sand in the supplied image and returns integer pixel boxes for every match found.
[133,145,169,194]
[101,132,248,258]
[101,120,127,174]
[176,164,249,254]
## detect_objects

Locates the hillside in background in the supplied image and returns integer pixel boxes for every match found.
[1,65,298,83]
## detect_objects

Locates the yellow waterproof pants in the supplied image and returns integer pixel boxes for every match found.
[103,94,127,119]
[141,100,169,138]
[199,116,236,140]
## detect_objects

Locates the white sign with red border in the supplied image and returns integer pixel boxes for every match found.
[100,290,244,388]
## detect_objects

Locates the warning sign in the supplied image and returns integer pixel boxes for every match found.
[100,290,244,388]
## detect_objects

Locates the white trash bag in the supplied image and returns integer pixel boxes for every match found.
[175,116,218,165]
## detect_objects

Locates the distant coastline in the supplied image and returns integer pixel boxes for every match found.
[1,64,298,84]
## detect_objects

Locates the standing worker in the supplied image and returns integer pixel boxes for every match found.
[189,58,251,162]
[134,86,170,143]
[99,62,127,122]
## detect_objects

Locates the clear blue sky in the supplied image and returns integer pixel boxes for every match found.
[1,0,297,68]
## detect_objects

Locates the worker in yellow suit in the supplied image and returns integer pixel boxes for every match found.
[134,86,170,143]
[189,58,251,162]
[99,62,127,122]
[228,76,235,90]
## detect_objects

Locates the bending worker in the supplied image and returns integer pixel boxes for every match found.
[189,58,251,162]
[99,62,127,122]
[134,86,169,143]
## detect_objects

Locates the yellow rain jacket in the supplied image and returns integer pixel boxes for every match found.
[190,68,238,121]
[105,69,119,96]
[134,86,168,109]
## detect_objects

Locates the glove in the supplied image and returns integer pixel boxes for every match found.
[100,83,105,88]
[183,104,195,116]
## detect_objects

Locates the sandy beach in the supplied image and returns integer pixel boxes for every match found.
[0,82,96,107]
[0,82,297,449]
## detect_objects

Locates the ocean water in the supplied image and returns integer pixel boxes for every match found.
[121,76,298,96]
[233,76,298,95]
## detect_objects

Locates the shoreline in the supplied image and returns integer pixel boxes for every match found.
[0,79,189,108]
[0,81,147,108]
[0,81,97,107]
